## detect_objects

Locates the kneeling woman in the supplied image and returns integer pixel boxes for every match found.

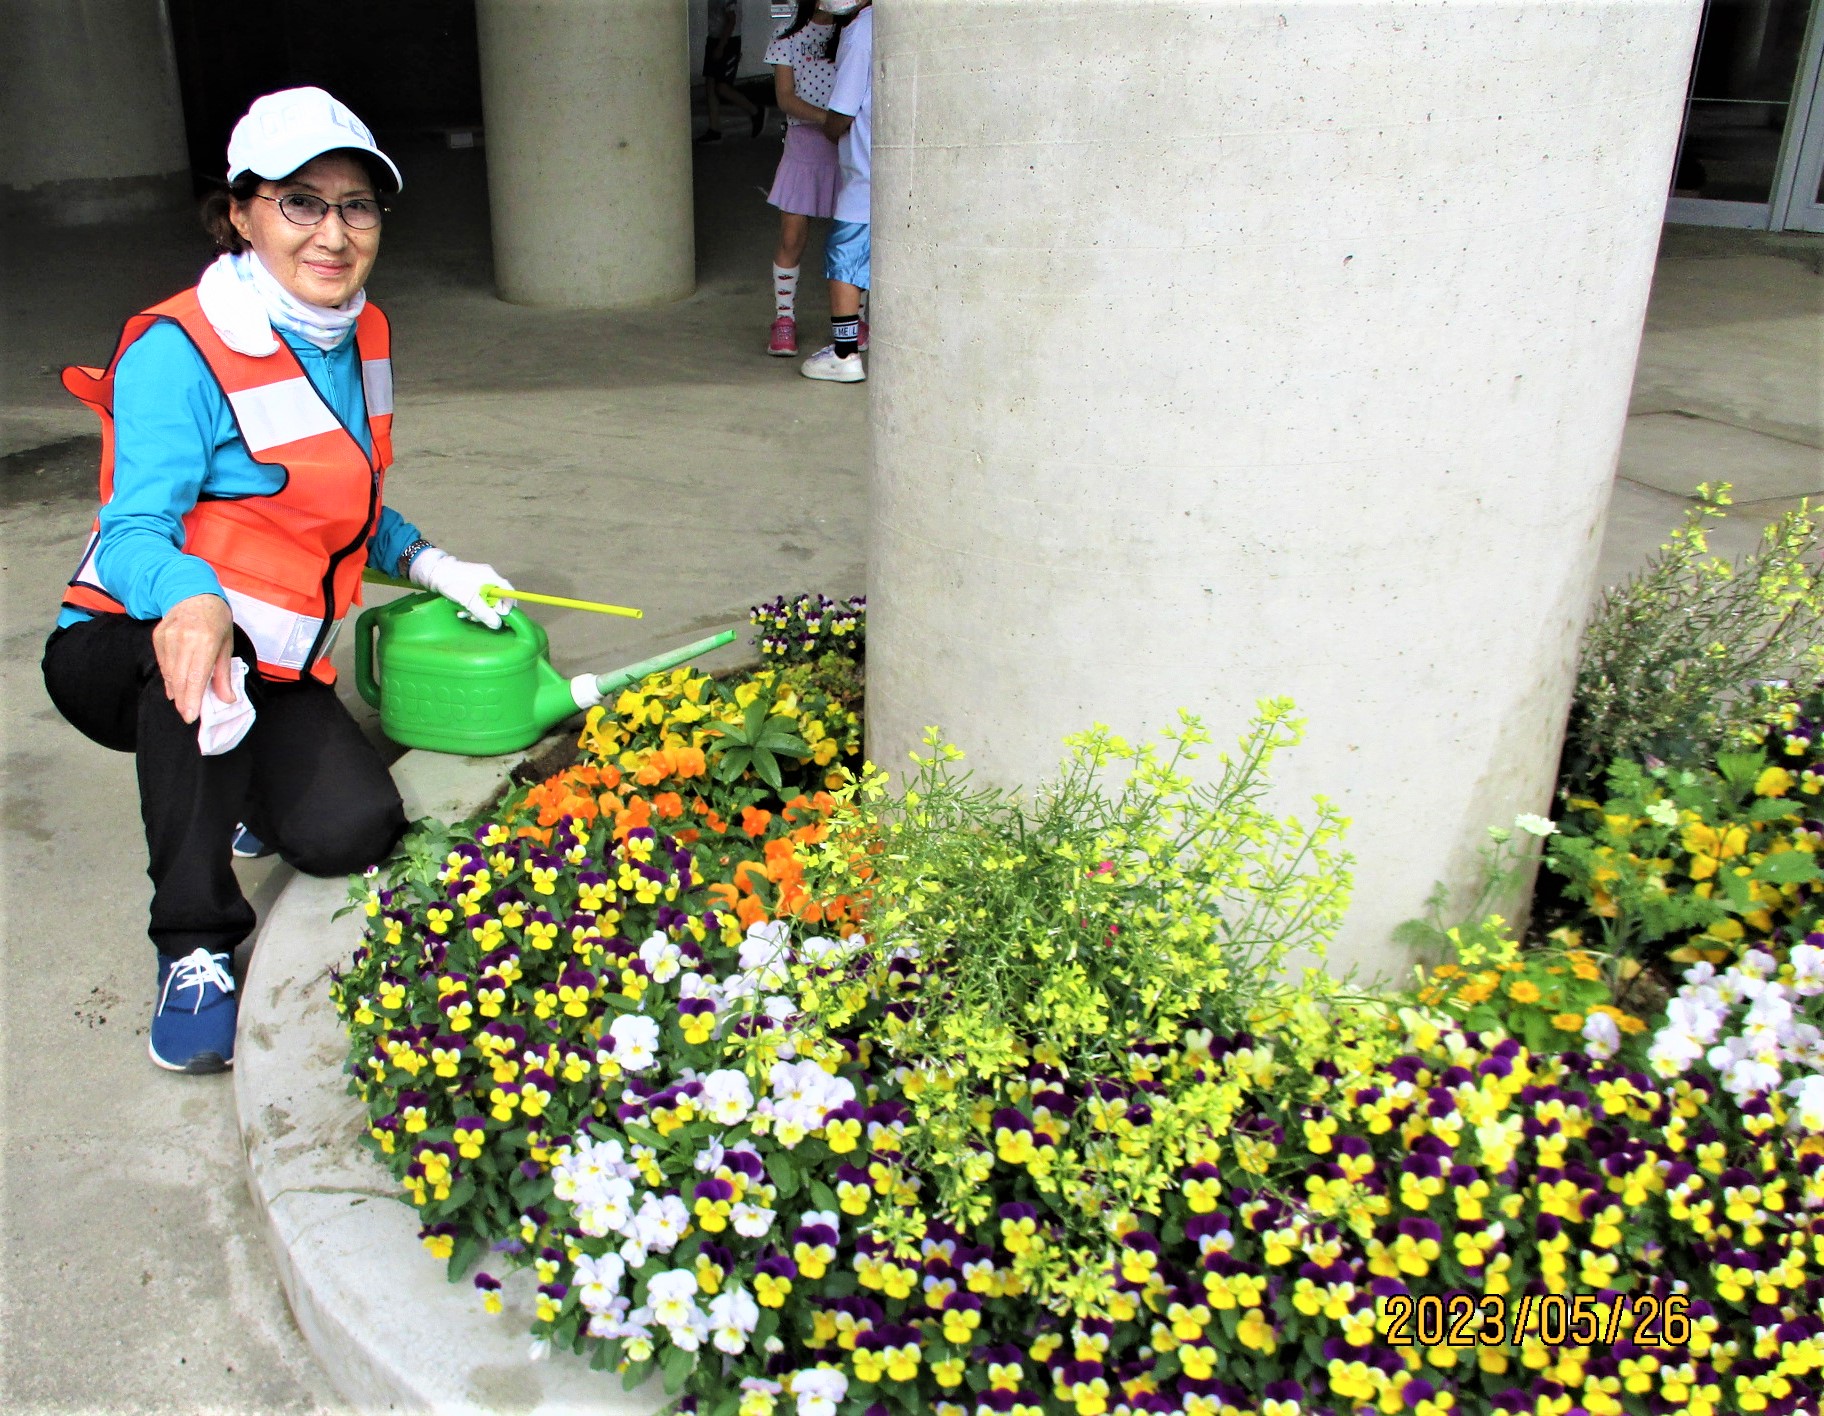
[43,88,512,1074]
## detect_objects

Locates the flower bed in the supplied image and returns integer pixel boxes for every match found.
[330,595,1824,1416]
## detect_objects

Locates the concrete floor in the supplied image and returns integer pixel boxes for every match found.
[1,129,1819,1412]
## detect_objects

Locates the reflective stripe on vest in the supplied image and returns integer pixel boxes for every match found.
[60,287,392,684]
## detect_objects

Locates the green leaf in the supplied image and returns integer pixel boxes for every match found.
[1716,751,1765,788]
[753,746,785,793]
[810,1181,839,1213]
[1753,850,1821,885]
[446,1232,483,1282]
[660,1344,696,1395]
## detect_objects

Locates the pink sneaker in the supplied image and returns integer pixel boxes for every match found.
[858,319,869,352]
[768,316,798,356]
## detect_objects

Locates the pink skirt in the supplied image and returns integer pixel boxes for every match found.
[768,123,839,218]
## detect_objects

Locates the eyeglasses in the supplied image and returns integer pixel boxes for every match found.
[255,193,386,230]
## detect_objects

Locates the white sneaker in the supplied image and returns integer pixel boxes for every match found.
[800,345,866,383]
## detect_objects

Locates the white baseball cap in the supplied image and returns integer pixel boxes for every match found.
[226,87,402,193]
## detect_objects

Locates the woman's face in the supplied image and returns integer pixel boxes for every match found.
[230,152,380,308]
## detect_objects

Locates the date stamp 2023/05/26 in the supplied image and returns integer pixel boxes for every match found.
[1381,1292,1693,1348]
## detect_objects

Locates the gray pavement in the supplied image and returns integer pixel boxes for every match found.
[2,131,1819,1413]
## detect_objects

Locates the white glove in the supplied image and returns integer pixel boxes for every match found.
[407,548,516,630]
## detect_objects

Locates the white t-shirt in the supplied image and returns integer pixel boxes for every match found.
[762,21,837,125]
[827,7,872,224]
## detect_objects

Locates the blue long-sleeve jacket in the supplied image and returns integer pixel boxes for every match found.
[56,320,423,628]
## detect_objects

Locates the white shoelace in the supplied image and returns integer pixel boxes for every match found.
[161,948,236,1013]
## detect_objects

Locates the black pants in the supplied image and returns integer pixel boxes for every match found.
[42,614,407,960]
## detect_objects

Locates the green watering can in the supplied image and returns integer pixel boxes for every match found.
[355,590,736,755]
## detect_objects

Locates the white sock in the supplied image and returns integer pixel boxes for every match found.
[773,264,800,319]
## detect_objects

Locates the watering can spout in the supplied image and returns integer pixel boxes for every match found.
[534,630,739,732]
[592,630,740,702]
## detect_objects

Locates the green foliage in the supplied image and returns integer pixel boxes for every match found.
[705,696,810,793]
[1564,484,1824,794]
[1544,716,1824,968]
[795,702,1358,1248]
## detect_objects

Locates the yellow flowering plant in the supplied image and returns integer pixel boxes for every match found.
[790,704,1360,1263]
[1545,693,1824,969]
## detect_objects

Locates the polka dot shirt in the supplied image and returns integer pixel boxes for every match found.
[763,21,837,124]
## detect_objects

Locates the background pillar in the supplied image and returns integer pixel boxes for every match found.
[866,0,1704,977]
[475,0,693,307]
[0,0,190,224]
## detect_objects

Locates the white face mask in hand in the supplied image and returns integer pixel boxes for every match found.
[198,657,256,756]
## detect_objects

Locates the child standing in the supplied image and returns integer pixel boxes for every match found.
[801,0,872,383]
[698,0,763,144]
[762,3,840,356]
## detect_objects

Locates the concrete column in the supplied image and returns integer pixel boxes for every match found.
[476,0,694,307]
[867,1,1703,977]
[0,0,189,223]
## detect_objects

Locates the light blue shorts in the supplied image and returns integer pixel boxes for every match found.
[824,219,871,289]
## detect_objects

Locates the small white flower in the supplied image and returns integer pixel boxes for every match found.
[731,1201,777,1238]
[1644,798,1679,827]
[608,1014,661,1072]
[574,1252,627,1313]
[639,930,683,983]
[645,1268,701,1329]
[1513,813,1558,838]
[694,1137,728,1173]
[702,1069,756,1126]
[1787,1074,1824,1133]
[791,1367,848,1416]
[708,1286,760,1353]
[740,919,793,987]
[1582,1011,1621,1060]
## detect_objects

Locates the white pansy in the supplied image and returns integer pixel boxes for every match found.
[574,1252,627,1312]
[731,1201,776,1238]
[639,930,683,983]
[633,1191,691,1253]
[1582,1010,1621,1060]
[791,1367,848,1416]
[702,1068,757,1125]
[645,1268,701,1328]
[1513,813,1558,838]
[1644,798,1679,827]
[739,919,794,989]
[1788,1074,1824,1132]
[708,1286,761,1354]
[694,1137,728,1173]
[1790,943,1824,995]
[609,1013,662,1071]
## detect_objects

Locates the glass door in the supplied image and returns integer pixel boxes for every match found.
[1667,0,1824,230]
[1773,8,1824,228]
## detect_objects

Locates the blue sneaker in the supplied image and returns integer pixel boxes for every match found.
[149,948,238,1073]
[231,822,273,859]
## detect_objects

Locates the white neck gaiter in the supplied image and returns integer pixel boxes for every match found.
[232,248,365,350]
[195,250,365,356]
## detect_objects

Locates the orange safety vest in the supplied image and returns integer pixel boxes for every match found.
[61,286,394,684]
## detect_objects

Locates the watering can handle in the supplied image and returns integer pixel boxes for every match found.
[354,604,383,708]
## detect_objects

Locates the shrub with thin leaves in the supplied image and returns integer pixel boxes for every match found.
[1564,485,1824,794]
